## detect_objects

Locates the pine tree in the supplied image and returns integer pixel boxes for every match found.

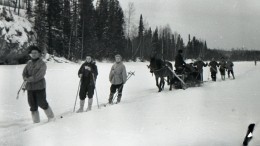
[69,0,81,60]
[138,14,144,58]
[26,0,33,18]
[46,0,63,55]
[95,0,109,59]
[63,0,72,59]
[34,0,47,52]
[152,27,160,54]
[107,0,125,58]
[78,0,96,59]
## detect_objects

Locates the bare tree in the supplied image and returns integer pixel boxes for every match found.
[124,2,136,57]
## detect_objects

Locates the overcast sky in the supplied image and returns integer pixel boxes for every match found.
[115,0,260,50]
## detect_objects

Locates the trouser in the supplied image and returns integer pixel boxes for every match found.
[79,84,95,100]
[220,68,225,76]
[228,70,235,78]
[199,71,203,82]
[211,72,217,81]
[27,89,49,111]
[109,84,124,103]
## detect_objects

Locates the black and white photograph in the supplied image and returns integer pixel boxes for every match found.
[0,0,260,145]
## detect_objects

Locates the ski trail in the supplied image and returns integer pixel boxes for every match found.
[1,109,74,139]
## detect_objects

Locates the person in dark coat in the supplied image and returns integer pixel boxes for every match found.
[219,57,227,80]
[226,58,235,79]
[174,50,186,74]
[193,57,208,82]
[22,46,54,123]
[77,55,98,112]
[208,58,219,81]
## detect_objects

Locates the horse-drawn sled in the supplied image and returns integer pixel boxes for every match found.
[148,57,202,92]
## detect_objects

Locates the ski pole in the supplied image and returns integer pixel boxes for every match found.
[73,78,81,112]
[207,67,210,80]
[92,74,100,109]
[112,71,135,103]
[16,81,26,100]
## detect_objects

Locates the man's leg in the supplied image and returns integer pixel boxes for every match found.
[28,91,40,123]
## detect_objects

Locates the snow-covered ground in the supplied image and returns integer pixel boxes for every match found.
[0,61,260,146]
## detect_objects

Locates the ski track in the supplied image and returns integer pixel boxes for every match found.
[1,61,260,146]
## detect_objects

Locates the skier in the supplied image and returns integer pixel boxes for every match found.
[219,57,227,80]
[77,55,98,112]
[193,57,208,82]
[208,58,219,81]
[22,46,54,123]
[108,54,127,104]
[226,58,235,79]
[174,49,186,74]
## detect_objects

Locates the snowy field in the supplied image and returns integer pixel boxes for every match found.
[0,61,260,146]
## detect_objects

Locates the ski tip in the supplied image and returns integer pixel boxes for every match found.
[242,123,256,146]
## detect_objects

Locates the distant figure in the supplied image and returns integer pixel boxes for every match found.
[218,57,227,80]
[255,60,257,66]
[174,49,186,74]
[226,58,235,79]
[209,58,219,81]
[193,57,207,82]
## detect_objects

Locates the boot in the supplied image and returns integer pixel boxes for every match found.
[116,94,122,104]
[86,98,93,112]
[108,93,114,104]
[44,106,55,122]
[77,100,85,113]
[31,111,40,123]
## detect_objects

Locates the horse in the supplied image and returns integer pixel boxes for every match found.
[148,57,174,92]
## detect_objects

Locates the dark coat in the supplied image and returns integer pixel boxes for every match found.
[174,53,186,69]
[226,61,234,70]
[193,60,207,72]
[78,61,98,86]
[209,61,219,73]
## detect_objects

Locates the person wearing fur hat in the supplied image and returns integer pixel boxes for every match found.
[77,55,98,112]
[108,54,127,104]
[174,49,186,74]
[22,45,55,123]
[226,58,235,79]
[193,57,208,82]
[219,57,227,80]
[209,58,219,81]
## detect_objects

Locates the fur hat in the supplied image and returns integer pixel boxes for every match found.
[85,54,93,58]
[115,54,122,58]
[28,45,42,54]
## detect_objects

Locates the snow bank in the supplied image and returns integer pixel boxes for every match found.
[0,62,260,146]
[0,5,33,48]
[43,54,71,63]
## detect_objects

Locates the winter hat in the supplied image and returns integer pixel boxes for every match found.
[115,54,122,58]
[28,45,42,54]
[178,50,183,53]
[85,54,93,58]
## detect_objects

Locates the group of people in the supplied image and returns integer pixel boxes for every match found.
[174,49,235,82]
[22,45,236,124]
[22,46,127,123]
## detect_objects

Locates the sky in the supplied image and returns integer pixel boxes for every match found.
[104,0,260,50]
